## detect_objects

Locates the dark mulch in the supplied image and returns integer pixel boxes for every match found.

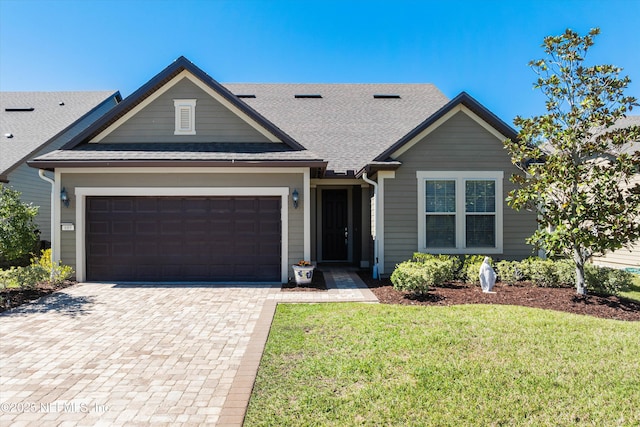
[0,281,76,313]
[281,269,327,292]
[358,272,640,321]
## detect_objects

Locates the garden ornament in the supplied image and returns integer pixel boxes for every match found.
[479,257,496,293]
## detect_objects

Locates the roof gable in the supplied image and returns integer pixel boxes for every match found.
[373,92,517,162]
[95,74,275,144]
[63,56,303,151]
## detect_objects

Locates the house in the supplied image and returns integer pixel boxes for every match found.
[591,115,640,270]
[1,91,121,245]
[28,57,537,283]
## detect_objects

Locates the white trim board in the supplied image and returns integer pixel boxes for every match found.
[73,187,290,283]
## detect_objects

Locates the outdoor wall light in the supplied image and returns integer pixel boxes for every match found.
[60,187,70,207]
[292,189,299,209]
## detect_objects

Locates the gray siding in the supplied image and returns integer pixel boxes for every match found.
[383,111,537,273]
[100,79,272,143]
[58,172,304,274]
[592,245,640,269]
[7,96,119,242]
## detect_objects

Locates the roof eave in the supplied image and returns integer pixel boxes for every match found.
[27,158,328,171]
[355,161,402,178]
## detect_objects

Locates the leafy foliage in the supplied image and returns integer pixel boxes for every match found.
[391,258,455,295]
[0,185,39,263]
[519,257,574,288]
[0,249,73,289]
[461,255,490,284]
[503,28,640,294]
[585,263,633,296]
[495,260,524,285]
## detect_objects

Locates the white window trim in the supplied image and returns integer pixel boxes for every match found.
[417,171,503,254]
[174,99,196,135]
[73,187,289,283]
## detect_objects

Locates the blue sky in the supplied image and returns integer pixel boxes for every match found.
[1,0,639,124]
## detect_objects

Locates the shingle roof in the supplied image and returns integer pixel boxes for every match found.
[223,83,450,174]
[0,91,118,177]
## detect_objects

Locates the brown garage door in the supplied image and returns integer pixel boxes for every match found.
[86,196,281,282]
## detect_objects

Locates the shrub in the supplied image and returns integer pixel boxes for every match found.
[391,259,453,295]
[519,257,574,288]
[585,264,633,296]
[462,255,491,284]
[553,259,575,287]
[496,260,523,285]
[0,185,39,263]
[0,249,73,289]
[412,253,459,282]
[391,262,430,294]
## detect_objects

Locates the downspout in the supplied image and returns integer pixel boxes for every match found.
[38,169,55,273]
[362,172,379,279]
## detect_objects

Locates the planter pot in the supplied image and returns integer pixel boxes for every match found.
[292,265,315,285]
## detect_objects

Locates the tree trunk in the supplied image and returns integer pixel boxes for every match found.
[573,249,587,295]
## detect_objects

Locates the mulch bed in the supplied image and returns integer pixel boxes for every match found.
[281,270,327,292]
[358,272,640,321]
[0,281,75,313]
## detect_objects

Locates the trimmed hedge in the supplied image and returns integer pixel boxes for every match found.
[392,253,633,296]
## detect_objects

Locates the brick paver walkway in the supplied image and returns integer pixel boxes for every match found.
[0,268,377,426]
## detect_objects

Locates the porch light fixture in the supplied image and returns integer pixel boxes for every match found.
[60,187,70,207]
[292,189,299,209]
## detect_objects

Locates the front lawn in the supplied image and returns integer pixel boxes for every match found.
[245,303,640,426]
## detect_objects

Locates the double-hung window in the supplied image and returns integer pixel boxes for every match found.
[417,171,503,254]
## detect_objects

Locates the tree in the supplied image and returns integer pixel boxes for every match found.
[0,185,39,263]
[504,28,640,295]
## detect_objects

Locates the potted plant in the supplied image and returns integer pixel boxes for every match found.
[292,260,315,285]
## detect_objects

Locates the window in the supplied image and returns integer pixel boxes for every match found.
[417,171,503,254]
[173,99,196,135]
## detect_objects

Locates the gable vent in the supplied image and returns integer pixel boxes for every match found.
[173,99,196,135]
[5,107,35,112]
[236,94,256,99]
[373,94,401,99]
[294,94,322,99]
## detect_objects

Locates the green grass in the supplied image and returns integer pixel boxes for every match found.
[620,274,640,302]
[245,303,640,426]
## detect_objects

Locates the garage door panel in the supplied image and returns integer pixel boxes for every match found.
[86,196,281,282]
[112,199,134,212]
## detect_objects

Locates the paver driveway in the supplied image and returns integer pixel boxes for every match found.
[0,282,275,425]
[0,270,377,426]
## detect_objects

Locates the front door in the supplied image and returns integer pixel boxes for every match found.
[322,189,348,261]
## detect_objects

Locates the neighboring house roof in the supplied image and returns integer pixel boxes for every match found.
[223,83,450,175]
[0,91,120,181]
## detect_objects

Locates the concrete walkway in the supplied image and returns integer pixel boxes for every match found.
[0,268,377,426]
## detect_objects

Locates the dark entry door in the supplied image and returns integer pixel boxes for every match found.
[322,189,348,261]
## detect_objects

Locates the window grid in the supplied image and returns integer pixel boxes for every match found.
[417,171,503,254]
